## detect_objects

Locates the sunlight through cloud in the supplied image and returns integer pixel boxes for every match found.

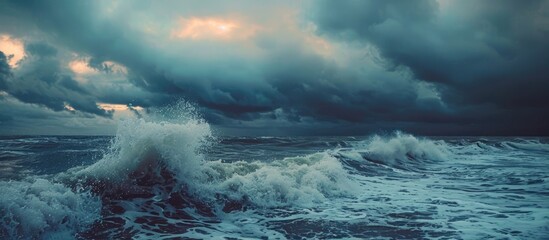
[0,34,26,68]
[171,17,257,41]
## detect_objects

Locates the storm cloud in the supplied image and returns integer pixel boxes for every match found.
[310,0,549,134]
[0,0,548,135]
[1,42,113,117]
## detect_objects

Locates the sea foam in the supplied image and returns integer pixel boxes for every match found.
[201,151,357,207]
[336,132,451,171]
[0,178,100,239]
[69,105,356,208]
[75,117,211,182]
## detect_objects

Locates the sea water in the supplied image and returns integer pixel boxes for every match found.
[1,115,548,239]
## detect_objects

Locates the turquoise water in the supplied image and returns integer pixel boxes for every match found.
[1,120,548,239]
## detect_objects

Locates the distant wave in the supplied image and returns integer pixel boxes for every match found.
[445,138,549,155]
[502,140,549,152]
[333,132,451,172]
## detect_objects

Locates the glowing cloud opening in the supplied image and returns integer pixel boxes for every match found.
[63,103,76,112]
[171,17,257,41]
[68,59,96,75]
[68,58,128,84]
[0,35,26,68]
[98,103,144,112]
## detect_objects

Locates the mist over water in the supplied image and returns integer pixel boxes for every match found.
[1,105,548,239]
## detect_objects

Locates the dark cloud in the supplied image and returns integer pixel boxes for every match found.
[0,94,117,135]
[310,0,549,134]
[25,42,57,57]
[0,0,547,135]
[0,42,113,117]
[0,51,10,90]
[0,0,441,124]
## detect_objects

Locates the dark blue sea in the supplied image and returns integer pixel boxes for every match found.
[1,118,548,239]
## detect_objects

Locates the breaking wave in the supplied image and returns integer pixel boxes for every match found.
[334,132,451,172]
[67,115,356,208]
[0,178,100,239]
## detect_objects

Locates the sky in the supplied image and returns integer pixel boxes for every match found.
[0,0,548,136]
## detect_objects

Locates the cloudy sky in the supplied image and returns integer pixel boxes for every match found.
[0,0,548,136]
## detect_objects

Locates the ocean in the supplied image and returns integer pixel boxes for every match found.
[1,117,548,239]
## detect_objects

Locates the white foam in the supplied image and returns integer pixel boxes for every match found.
[72,111,357,208]
[353,132,450,164]
[0,178,100,239]
[75,117,211,182]
[200,152,358,207]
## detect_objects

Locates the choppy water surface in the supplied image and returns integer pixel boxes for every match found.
[1,120,548,239]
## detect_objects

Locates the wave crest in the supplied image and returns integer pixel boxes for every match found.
[202,152,357,207]
[365,132,448,161]
[0,179,100,239]
[75,117,211,182]
[338,132,450,170]
[67,112,356,209]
